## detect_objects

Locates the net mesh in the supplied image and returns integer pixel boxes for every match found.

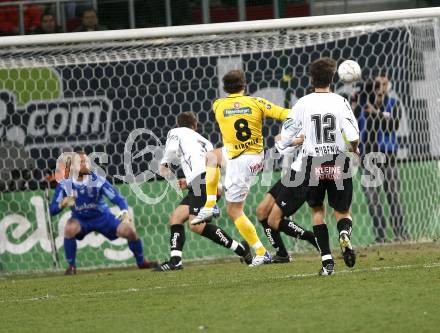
[0,18,439,272]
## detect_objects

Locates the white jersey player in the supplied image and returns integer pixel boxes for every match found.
[161,126,214,186]
[155,112,251,271]
[277,58,359,276]
[279,92,359,157]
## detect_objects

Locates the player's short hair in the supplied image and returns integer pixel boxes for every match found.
[222,70,246,94]
[177,112,197,129]
[310,58,336,88]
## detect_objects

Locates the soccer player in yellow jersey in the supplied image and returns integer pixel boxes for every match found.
[192,69,289,266]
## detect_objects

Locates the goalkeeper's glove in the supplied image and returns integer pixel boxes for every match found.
[59,196,75,209]
[117,209,131,224]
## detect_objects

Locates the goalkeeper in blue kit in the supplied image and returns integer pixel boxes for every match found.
[50,151,158,275]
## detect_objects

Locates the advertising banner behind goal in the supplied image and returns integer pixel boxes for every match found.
[0,166,439,272]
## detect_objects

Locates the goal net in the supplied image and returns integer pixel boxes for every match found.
[1,10,439,272]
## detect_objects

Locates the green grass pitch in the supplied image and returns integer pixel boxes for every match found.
[1,243,439,333]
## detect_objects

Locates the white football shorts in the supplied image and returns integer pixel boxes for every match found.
[221,147,264,203]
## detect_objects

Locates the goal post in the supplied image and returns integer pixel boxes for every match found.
[0,8,439,272]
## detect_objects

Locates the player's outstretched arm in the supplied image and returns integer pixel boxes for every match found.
[102,180,129,211]
[275,116,303,152]
[275,132,305,148]
[49,183,74,215]
[256,97,290,121]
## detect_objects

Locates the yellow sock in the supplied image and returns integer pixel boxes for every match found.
[205,166,220,208]
[234,214,266,256]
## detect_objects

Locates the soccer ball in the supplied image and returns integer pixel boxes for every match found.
[338,60,361,83]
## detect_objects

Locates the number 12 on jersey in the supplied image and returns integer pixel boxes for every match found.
[311,113,336,144]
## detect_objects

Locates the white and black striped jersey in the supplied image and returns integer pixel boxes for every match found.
[277,92,359,157]
[161,127,214,184]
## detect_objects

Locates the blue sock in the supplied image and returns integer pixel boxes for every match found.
[128,239,145,266]
[64,238,77,266]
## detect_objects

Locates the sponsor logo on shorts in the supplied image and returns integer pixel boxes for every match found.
[314,164,342,180]
[249,161,263,174]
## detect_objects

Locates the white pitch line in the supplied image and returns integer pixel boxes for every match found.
[0,288,140,304]
[1,262,439,304]
[77,287,139,297]
[268,264,419,281]
[424,263,440,268]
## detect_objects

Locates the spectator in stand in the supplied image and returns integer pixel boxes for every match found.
[74,7,107,32]
[0,1,42,35]
[32,12,63,34]
[65,1,93,19]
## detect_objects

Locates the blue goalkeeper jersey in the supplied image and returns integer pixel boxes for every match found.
[49,172,128,220]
